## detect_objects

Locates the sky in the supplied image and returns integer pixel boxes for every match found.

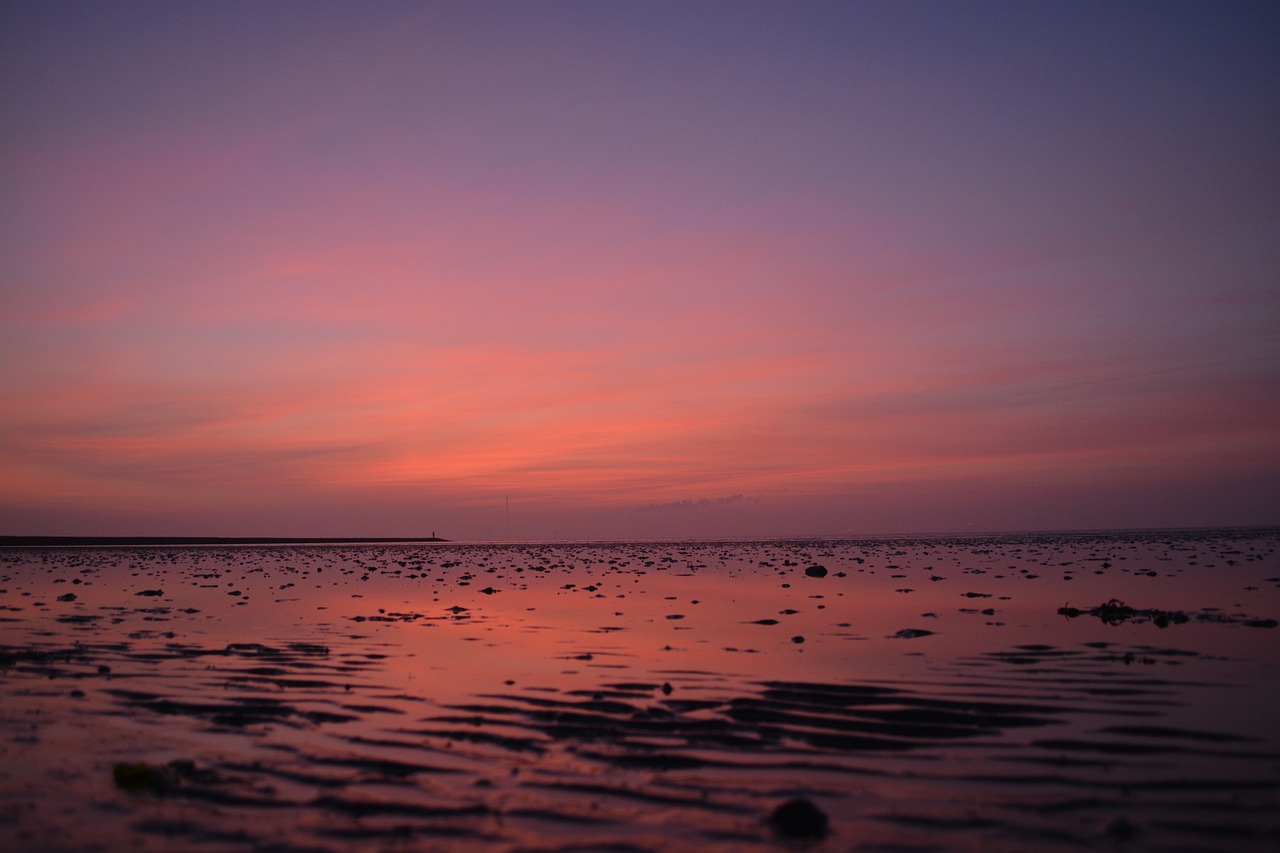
[2,0,1278,540]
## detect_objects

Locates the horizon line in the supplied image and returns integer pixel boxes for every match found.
[0,535,450,548]
[2,524,1277,548]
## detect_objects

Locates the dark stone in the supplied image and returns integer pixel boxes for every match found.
[113,762,165,793]
[768,797,828,838]
[1103,815,1139,841]
[889,628,935,639]
[804,565,828,578]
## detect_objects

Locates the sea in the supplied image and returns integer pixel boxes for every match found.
[2,529,1277,851]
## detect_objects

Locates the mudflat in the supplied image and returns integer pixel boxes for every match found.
[2,530,1277,851]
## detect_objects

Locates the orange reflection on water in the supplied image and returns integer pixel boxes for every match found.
[2,532,1278,851]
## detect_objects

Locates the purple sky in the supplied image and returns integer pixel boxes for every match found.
[2,1,1278,540]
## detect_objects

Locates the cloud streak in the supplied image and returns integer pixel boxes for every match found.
[637,496,747,513]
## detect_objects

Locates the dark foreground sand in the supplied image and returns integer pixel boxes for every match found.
[2,530,1277,851]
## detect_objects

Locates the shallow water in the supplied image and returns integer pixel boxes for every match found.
[2,530,1278,852]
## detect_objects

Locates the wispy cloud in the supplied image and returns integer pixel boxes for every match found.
[636,495,747,513]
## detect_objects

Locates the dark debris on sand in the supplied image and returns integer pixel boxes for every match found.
[767,797,829,838]
[1058,599,1278,629]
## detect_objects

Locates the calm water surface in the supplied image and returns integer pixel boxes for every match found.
[2,531,1278,851]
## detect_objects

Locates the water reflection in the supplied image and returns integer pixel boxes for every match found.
[1,531,1277,851]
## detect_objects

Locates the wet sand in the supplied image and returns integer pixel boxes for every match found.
[2,530,1277,851]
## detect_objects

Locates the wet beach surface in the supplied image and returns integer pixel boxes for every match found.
[2,530,1278,852]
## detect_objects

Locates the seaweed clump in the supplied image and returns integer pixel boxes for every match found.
[1058,599,1276,629]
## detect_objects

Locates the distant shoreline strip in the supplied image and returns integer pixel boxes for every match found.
[0,536,448,548]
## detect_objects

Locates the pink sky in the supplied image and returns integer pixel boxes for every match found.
[2,1,1278,539]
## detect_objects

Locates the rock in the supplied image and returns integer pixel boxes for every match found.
[804,565,828,578]
[112,762,165,793]
[1103,815,1139,841]
[768,797,828,838]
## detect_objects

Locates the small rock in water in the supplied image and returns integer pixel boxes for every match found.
[889,628,935,639]
[1103,815,1139,842]
[804,565,828,578]
[768,797,829,838]
[112,762,165,793]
